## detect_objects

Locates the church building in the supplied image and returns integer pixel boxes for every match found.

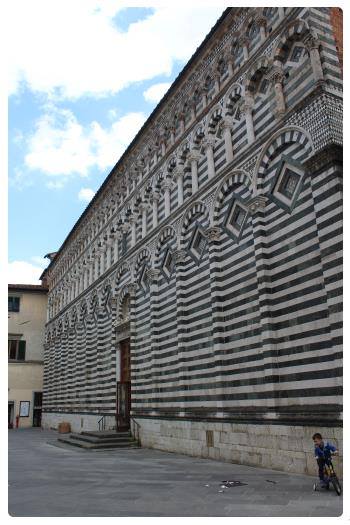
[41,7,343,475]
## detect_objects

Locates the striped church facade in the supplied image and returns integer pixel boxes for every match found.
[41,7,343,474]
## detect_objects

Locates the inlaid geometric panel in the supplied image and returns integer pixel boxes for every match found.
[188,226,207,264]
[270,156,304,212]
[224,199,248,242]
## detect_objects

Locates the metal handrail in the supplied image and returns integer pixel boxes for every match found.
[98,415,106,432]
[130,416,141,446]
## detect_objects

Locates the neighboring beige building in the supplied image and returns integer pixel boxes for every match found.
[8,284,48,428]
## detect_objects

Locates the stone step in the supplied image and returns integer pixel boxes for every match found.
[57,436,140,449]
[81,430,131,439]
[69,433,135,444]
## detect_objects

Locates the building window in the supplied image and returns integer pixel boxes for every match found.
[278,168,300,199]
[270,157,304,212]
[8,340,26,361]
[189,227,207,263]
[224,201,247,241]
[192,230,206,255]
[8,296,20,312]
[122,233,128,255]
[162,249,175,280]
[259,78,269,94]
[138,264,149,295]
[290,46,305,63]
[229,204,246,229]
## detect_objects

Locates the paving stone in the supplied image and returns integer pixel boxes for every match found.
[8,428,342,517]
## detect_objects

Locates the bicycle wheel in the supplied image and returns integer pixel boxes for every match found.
[331,475,342,496]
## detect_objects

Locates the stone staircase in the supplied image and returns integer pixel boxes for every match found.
[57,430,140,450]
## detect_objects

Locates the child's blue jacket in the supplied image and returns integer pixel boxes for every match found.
[314,442,337,459]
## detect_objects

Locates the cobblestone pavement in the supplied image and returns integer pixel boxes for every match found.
[8,428,342,517]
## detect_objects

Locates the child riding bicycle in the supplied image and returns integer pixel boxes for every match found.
[313,432,338,488]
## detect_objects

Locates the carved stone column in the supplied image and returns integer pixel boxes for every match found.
[222,119,234,163]
[84,260,89,289]
[113,232,121,263]
[129,215,137,247]
[214,72,220,93]
[174,166,184,206]
[162,178,172,218]
[303,33,325,84]
[256,16,267,42]
[139,203,148,238]
[239,36,249,62]
[243,94,255,145]
[106,241,112,269]
[203,137,216,179]
[190,101,196,121]
[99,248,105,275]
[202,89,207,108]
[89,258,94,286]
[179,114,185,134]
[170,126,175,145]
[94,251,100,281]
[270,66,285,119]
[278,6,284,20]
[227,56,234,78]
[188,150,200,194]
[160,140,166,157]
[152,192,160,229]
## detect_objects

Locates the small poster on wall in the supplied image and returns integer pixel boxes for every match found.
[19,401,30,417]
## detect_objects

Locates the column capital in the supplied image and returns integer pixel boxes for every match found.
[188,150,201,162]
[152,191,160,202]
[302,32,320,51]
[173,166,184,179]
[221,118,234,130]
[173,249,187,264]
[269,66,284,84]
[203,137,216,150]
[255,15,267,27]
[238,35,249,47]
[161,178,173,191]
[128,213,138,225]
[146,268,160,283]
[128,283,138,297]
[204,226,221,242]
[139,202,150,212]
[247,195,268,214]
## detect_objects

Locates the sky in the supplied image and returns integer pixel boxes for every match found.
[8,2,224,284]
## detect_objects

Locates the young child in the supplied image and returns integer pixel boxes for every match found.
[313,432,338,487]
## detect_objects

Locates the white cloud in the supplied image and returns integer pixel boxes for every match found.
[8,261,44,285]
[30,256,48,268]
[24,105,146,180]
[78,188,95,203]
[143,82,171,104]
[7,3,223,99]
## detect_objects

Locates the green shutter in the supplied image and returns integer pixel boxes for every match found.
[18,340,26,361]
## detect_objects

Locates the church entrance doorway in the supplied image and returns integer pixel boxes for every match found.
[116,338,131,431]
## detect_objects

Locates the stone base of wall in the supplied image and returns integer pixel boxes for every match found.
[134,418,343,477]
[42,412,116,433]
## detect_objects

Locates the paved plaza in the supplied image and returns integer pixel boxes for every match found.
[9,428,342,517]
